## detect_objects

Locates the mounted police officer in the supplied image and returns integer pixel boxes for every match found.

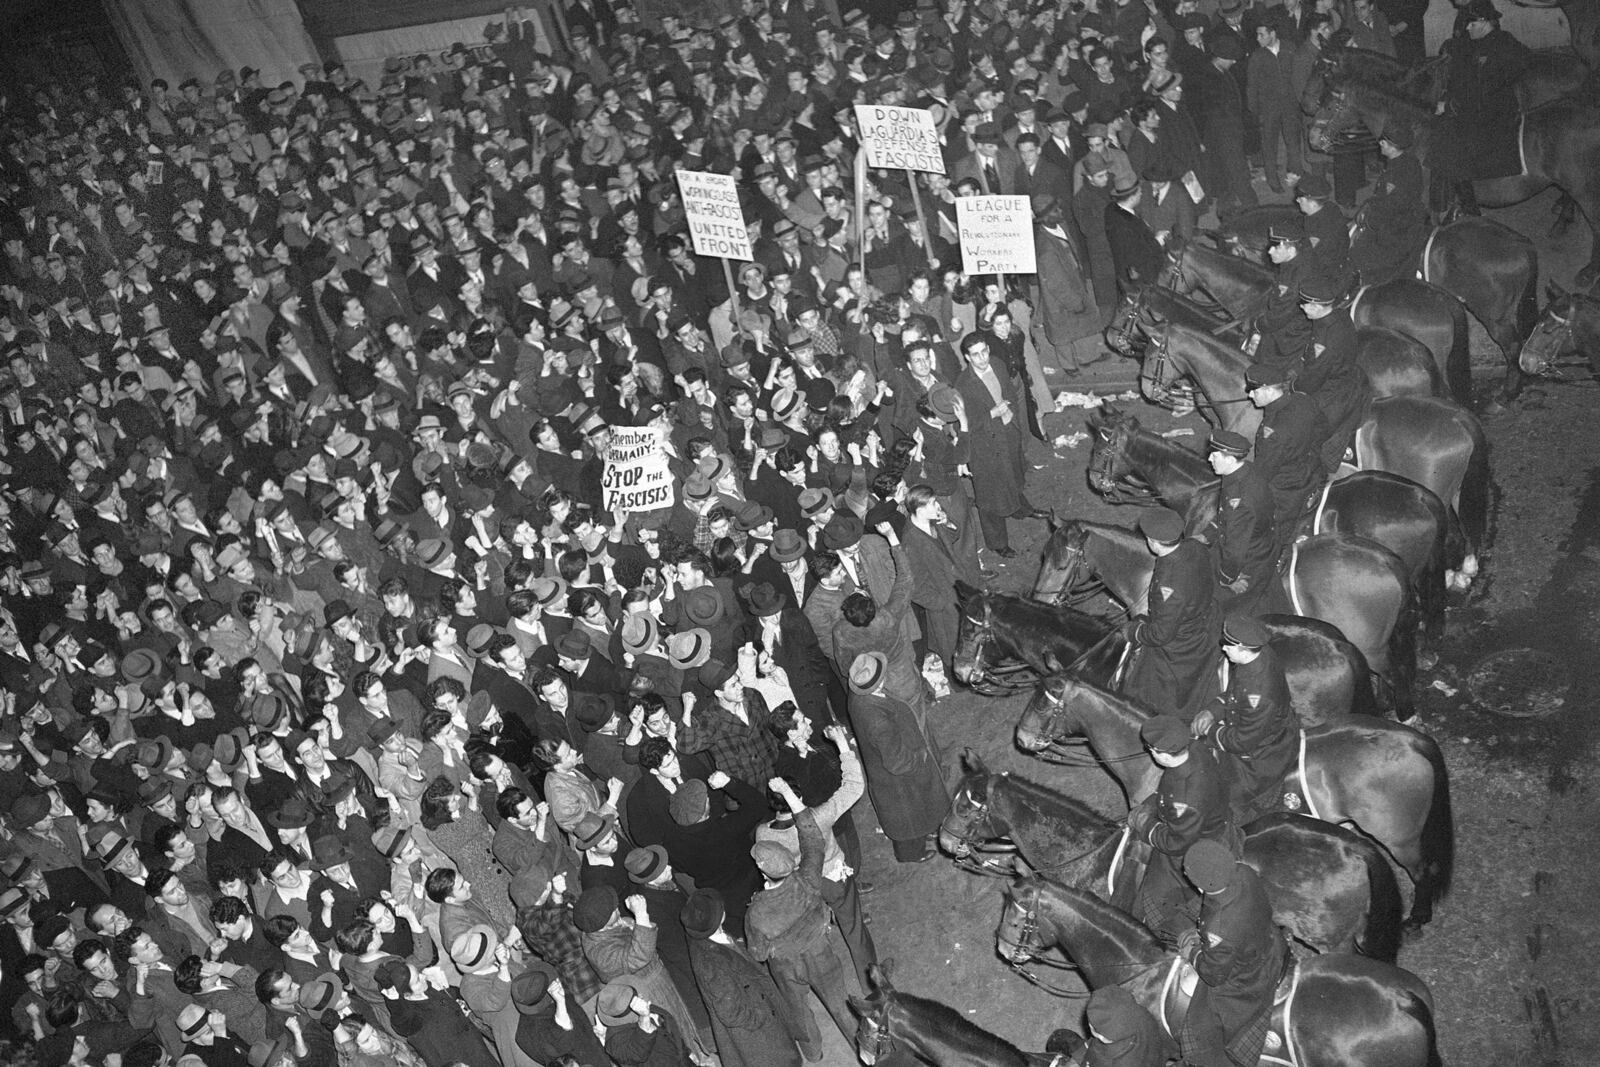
[1436,0,1531,215]
[1350,125,1429,286]
[1244,363,1330,551]
[1291,172,1349,276]
[1194,613,1298,822]
[1202,430,1278,614]
[1123,508,1223,721]
[1251,219,1313,374]
[1128,714,1238,943]
[1295,268,1372,472]
[1177,839,1290,1067]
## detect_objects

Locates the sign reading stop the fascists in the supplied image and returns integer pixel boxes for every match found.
[602,426,675,512]
[676,169,753,261]
[954,195,1037,275]
[853,105,946,174]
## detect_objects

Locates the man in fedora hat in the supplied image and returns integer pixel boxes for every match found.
[951,120,1021,194]
[1104,171,1164,299]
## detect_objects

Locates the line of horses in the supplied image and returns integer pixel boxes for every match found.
[839,38,1600,1065]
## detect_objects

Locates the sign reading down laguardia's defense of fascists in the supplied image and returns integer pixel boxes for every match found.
[853,105,946,173]
[676,170,753,261]
[602,426,675,512]
[954,195,1037,275]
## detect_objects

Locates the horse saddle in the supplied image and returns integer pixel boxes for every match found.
[1159,956,1303,1067]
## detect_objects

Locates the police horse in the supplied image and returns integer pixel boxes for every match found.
[995,879,1442,1067]
[939,754,1405,960]
[1015,675,1454,929]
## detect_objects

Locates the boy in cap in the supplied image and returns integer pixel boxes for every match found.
[1123,508,1222,720]
[1194,613,1297,821]
[1127,714,1236,942]
[1177,839,1289,1067]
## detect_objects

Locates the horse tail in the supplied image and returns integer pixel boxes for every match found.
[1455,413,1492,567]
[1443,284,1474,409]
[1398,991,1444,1067]
[1409,729,1456,928]
[1383,571,1420,723]
[1353,832,1404,962]
[1415,494,1451,649]
[1347,641,1382,718]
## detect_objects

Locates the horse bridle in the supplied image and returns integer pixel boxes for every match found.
[998,885,1167,999]
[1088,425,1149,504]
[1036,525,1105,606]
[858,1008,895,1064]
[1024,678,1150,769]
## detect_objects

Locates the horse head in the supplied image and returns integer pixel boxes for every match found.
[996,876,1050,964]
[1521,281,1600,377]
[939,751,1001,857]
[1137,319,1181,407]
[1087,406,1141,498]
[1033,519,1093,604]
[952,587,995,686]
[1104,287,1149,357]
[849,964,900,1064]
[1017,673,1083,752]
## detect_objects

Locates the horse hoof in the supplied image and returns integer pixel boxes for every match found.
[1461,554,1480,578]
[1481,397,1509,418]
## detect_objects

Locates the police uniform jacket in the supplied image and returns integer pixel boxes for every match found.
[1206,643,1297,808]
[1211,461,1279,595]
[1189,863,1289,1037]
[1252,390,1330,525]
[1126,538,1223,719]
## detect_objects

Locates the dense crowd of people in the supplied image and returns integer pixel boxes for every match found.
[0,0,1531,1063]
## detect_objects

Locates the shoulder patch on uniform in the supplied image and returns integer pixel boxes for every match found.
[1159,585,1174,601]
[1169,801,1192,816]
[1262,426,1275,438]
[1247,694,1261,708]
[1227,497,1241,510]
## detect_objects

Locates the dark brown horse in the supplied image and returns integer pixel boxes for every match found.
[939,755,1404,959]
[995,878,1442,1067]
[1161,236,1473,407]
[1031,517,1419,717]
[955,582,1379,724]
[1085,404,1459,644]
[849,965,1057,1067]
[1015,676,1454,927]
[1519,280,1600,380]
[1116,285,1491,578]
[1314,45,1600,292]
[1509,0,1600,68]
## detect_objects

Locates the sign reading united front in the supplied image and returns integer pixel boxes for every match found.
[676,170,753,261]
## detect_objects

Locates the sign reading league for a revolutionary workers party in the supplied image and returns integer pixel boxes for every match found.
[954,195,1037,275]
[676,169,753,261]
[853,105,945,173]
[602,426,675,512]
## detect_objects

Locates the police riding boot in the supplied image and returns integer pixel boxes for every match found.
[1454,181,1481,217]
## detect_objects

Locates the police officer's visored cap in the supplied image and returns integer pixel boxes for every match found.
[1207,429,1251,458]
[1137,508,1184,544]
[1244,362,1288,389]
[1139,714,1192,754]
[1221,612,1271,649]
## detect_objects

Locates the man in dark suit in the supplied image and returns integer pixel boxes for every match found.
[1013,135,1073,211]
[950,122,1021,195]
[1040,101,1088,176]
[1104,176,1166,299]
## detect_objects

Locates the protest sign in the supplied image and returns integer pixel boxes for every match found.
[954,195,1037,275]
[853,105,945,173]
[676,170,753,261]
[602,426,674,512]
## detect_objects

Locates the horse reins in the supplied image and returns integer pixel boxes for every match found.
[999,890,1163,998]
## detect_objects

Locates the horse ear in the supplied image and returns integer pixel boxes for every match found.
[1013,856,1037,879]
[867,961,896,990]
[962,748,988,774]
[848,995,870,1018]
[953,580,978,606]
[1545,280,1570,303]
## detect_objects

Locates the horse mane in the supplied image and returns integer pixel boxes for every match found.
[1018,876,1168,958]
[1141,285,1228,331]
[887,990,1033,1067]
[1121,419,1212,481]
[1328,47,1436,121]
[981,590,1115,644]
[1060,674,1159,724]
[995,771,1119,833]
